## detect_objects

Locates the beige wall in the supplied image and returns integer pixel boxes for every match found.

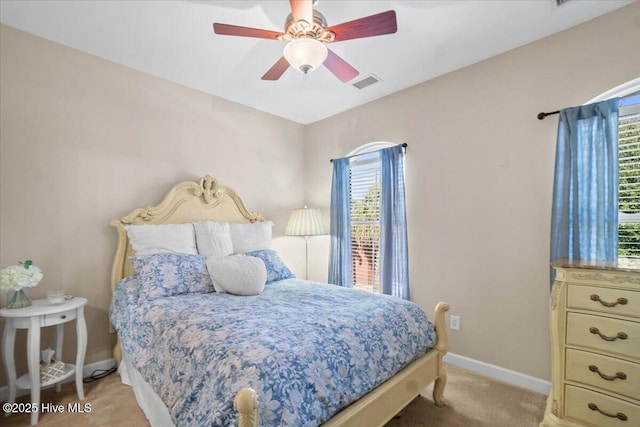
[0,25,305,386]
[304,2,640,381]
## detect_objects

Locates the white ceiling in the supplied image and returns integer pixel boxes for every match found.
[0,0,634,124]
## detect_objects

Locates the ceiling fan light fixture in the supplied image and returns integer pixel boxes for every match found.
[283,38,328,75]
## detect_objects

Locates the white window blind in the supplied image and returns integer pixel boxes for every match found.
[618,97,640,258]
[350,153,381,293]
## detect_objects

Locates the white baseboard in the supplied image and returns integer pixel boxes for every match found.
[0,358,116,402]
[444,352,551,395]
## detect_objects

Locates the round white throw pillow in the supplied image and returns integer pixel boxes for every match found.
[205,255,267,296]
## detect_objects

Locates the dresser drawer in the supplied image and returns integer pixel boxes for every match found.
[565,385,640,427]
[568,285,639,319]
[566,313,640,360]
[40,308,77,327]
[566,349,640,400]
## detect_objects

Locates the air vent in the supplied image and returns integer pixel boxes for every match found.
[352,75,381,90]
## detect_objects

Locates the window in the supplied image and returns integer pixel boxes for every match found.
[618,94,640,258]
[348,142,402,293]
[350,152,381,292]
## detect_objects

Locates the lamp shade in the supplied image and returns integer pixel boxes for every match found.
[285,206,325,236]
[283,38,328,75]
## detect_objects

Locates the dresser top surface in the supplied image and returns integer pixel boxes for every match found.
[552,258,640,273]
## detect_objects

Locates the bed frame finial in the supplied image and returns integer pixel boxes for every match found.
[198,175,220,203]
[234,387,259,427]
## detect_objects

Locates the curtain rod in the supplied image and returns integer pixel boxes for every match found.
[329,143,408,163]
[537,110,560,120]
[538,92,639,120]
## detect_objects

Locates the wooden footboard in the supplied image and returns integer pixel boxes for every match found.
[234,302,450,427]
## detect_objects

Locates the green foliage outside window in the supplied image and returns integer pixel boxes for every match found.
[618,114,640,258]
[619,224,640,257]
[351,182,381,290]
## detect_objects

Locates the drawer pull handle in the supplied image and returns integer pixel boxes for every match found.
[590,294,628,307]
[589,327,628,341]
[588,403,628,421]
[589,364,627,381]
[60,315,66,319]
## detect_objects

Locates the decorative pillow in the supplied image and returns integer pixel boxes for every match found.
[131,253,213,301]
[193,221,234,257]
[246,249,295,284]
[205,255,266,296]
[228,221,273,254]
[125,224,197,255]
[116,276,141,305]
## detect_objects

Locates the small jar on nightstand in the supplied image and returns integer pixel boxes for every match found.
[1,297,88,425]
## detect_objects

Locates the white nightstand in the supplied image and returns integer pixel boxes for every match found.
[1,297,87,425]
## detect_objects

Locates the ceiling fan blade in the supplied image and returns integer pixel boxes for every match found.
[324,49,359,83]
[325,10,397,42]
[213,23,283,40]
[262,56,291,81]
[289,0,313,24]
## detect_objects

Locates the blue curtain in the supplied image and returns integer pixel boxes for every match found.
[328,158,353,287]
[379,145,410,299]
[550,98,620,277]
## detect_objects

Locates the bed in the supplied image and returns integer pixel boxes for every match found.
[109,175,449,427]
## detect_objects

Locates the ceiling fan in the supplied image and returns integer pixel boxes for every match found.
[213,0,397,82]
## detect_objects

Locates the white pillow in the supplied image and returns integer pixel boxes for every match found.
[125,224,198,255]
[206,255,266,296]
[193,221,234,257]
[229,222,273,254]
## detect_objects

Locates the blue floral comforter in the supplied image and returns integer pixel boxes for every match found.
[110,278,437,426]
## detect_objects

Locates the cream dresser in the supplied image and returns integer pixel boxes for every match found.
[541,260,640,427]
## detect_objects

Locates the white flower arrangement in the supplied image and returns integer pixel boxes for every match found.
[0,260,43,292]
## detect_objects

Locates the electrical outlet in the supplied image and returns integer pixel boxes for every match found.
[450,315,461,331]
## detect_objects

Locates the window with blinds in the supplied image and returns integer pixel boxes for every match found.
[350,152,382,293]
[618,95,640,258]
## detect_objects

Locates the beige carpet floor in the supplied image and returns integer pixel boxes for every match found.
[2,364,547,426]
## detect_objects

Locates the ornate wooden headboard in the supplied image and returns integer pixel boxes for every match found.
[110,175,265,293]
